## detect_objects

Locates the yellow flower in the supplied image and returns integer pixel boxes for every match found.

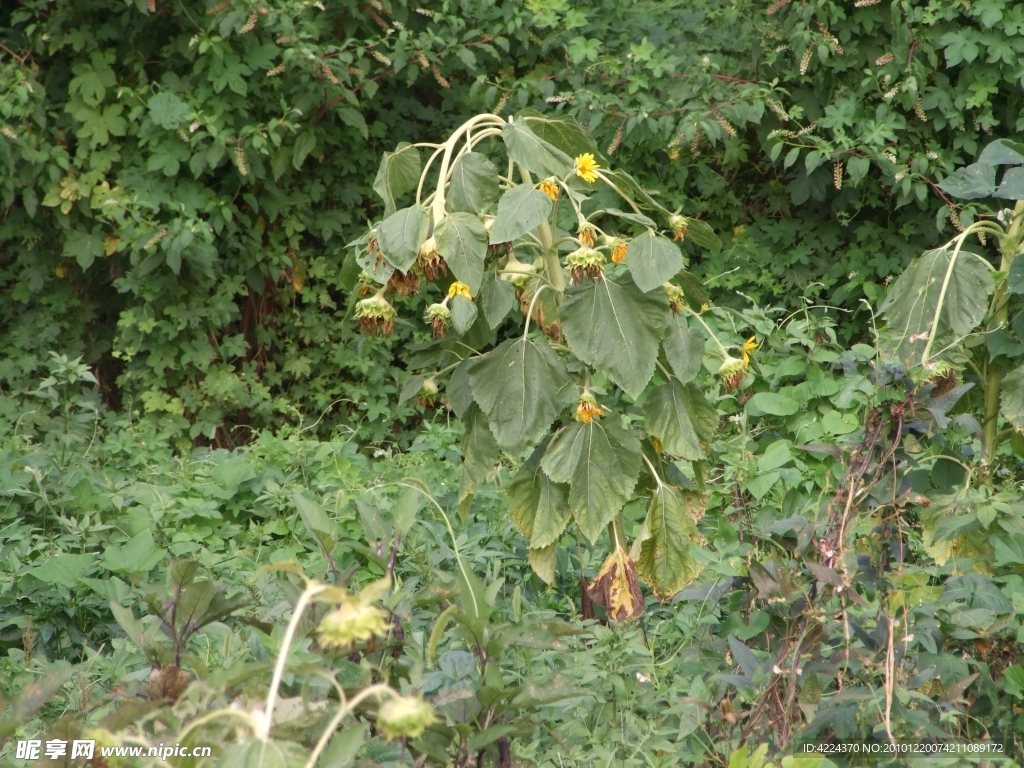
[611,239,628,264]
[741,336,758,368]
[447,281,472,299]
[700,302,710,313]
[576,394,602,423]
[578,224,597,247]
[538,178,560,201]
[574,153,600,183]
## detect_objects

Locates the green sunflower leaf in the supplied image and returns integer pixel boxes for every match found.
[540,414,642,543]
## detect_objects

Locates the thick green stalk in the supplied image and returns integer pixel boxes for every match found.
[539,221,565,292]
[983,200,1024,466]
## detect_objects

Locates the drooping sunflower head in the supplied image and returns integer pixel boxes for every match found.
[610,237,629,265]
[574,153,601,183]
[668,213,688,242]
[377,696,436,741]
[447,281,472,300]
[425,302,452,338]
[718,356,746,393]
[575,391,602,423]
[578,223,597,247]
[318,597,389,649]
[417,236,447,281]
[663,282,684,313]
[538,178,560,201]
[565,246,605,284]
[355,293,397,337]
[386,269,421,297]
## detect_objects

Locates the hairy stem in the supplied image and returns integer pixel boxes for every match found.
[982,199,1024,466]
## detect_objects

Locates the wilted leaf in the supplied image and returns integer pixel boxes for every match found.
[587,546,645,621]
[636,485,704,600]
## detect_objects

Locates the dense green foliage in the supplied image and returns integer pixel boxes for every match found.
[6,0,1024,443]
[7,0,1024,765]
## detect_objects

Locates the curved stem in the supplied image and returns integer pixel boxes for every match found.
[258,582,328,739]
[641,453,664,488]
[303,684,394,768]
[523,284,552,337]
[682,306,730,359]
[920,221,1004,367]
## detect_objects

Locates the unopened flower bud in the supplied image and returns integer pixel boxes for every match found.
[318,598,388,649]
[377,696,436,740]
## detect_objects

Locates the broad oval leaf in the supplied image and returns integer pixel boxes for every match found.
[682,218,722,252]
[600,168,666,213]
[1001,365,1024,429]
[446,358,474,418]
[355,245,394,284]
[501,120,573,179]
[458,404,501,514]
[642,379,717,460]
[508,440,571,548]
[937,163,996,199]
[436,212,487,293]
[479,272,516,329]
[626,230,684,292]
[517,110,598,158]
[377,205,429,272]
[636,485,704,600]
[878,247,994,364]
[540,414,642,543]
[467,337,570,454]
[978,138,1024,167]
[559,273,670,398]
[491,185,553,244]
[594,207,656,228]
[450,295,479,336]
[663,316,704,383]
[373,142,421,216]
[745,391,800,416]
[996,166,1024,200]
[447,152,500,214]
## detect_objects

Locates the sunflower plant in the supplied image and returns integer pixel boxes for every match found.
[350,111,743,617]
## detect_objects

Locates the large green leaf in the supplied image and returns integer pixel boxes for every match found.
[626,230,683,292]
[978,139,1024,166]
[996,167,1024,200]
[636,485,703,600]
[508,440,571,548]
[540,414,642,543]
[599,168,666,213]
[377,205,429,272]
[447,152,500,214]
[450,295,478,336]
[459,404,501,515]
[501,120,573,179]
[682,218,722,252]
[937,163,996,199]
[1001,365,1024,429]
[435,212,487,293]
[642,379,717,460]
[490,185,553,244]
[517,110,598,158]
[373,142,421,216]
[479,272,516,329]
[559,274,670,398]
[467,337,570,453]
[663,315,704,383]
[878,247,994,364]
